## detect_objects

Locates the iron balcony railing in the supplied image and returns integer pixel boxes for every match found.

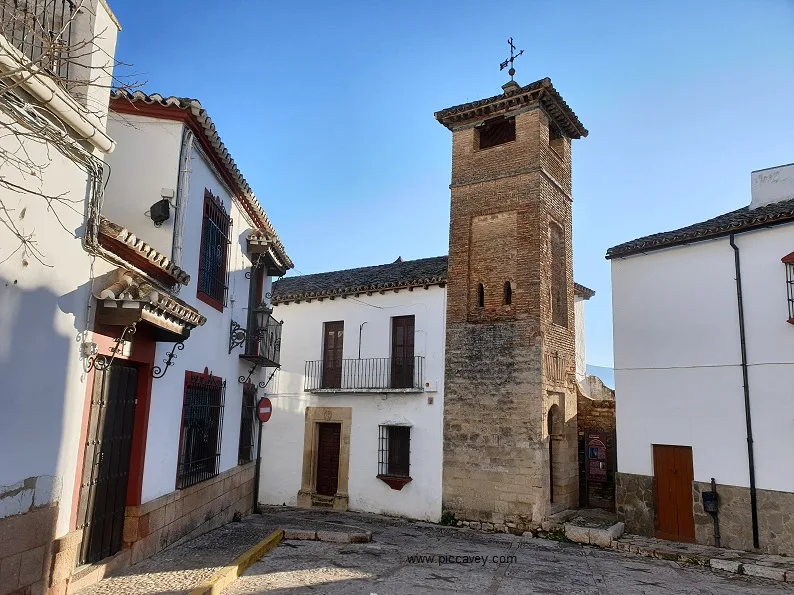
[1,0,76,81]
[304,356,424,392]
[243,305,282,368]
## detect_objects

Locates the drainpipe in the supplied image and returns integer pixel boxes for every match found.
[729,233,760,549]
[358,321,367,359]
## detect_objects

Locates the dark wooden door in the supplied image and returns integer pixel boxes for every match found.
[322,321,344,389]
[315,423,341,496]
[78,362,139,564]
[653,444,696,543]
[391,315,415,388]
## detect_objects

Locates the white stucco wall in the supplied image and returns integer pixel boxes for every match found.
[0,1,118,537]
[575,295,586,383]
[261,286,446,521]
[0,134,113,536]
[103,114,184,256]
[611,223,794,493]
[137,143,268,503]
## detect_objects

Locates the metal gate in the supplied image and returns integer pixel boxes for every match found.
[77,361,139,564]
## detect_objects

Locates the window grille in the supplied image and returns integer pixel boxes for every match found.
[177,370,226,489]
[377,425,410,478]
[784,253,794,323]
[1,0,76,81]
[238,383,258,464]
[197,190,231,309]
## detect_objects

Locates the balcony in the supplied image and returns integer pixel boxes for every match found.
[304,357,424,393]
[232,305,282,368]
[1,0,76,82]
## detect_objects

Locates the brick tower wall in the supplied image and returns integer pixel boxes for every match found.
[442,105,579,531]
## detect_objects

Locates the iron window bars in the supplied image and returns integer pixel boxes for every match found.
[304,356,424,391]
[197,190,231,310]
[378,425,410,478]
[784,252,794,323]
[1,0,75,81]
[238,383,258,465]
[177,370,226,489]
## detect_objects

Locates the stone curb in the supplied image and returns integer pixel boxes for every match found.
[186,528,372,595]
[611,539,794,583]
[188,530,284,595]
[285,529,372,543]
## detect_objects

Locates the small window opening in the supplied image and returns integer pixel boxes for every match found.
[477,284,484,308]
[548,124,565,156]
[378,425,410,478]
[478,116,516,150]
[504,281,512,305]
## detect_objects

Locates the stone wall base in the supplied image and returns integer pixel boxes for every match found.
[123,462,256,565]
[38,463,256,594]
[0,503,58,595]
[693,481,794,556]
[616,472,794,557]
[615,472,655,538]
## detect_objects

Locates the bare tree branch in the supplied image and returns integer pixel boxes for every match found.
[0,0,141,266]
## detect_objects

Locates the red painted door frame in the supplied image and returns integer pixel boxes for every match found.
[71,321,156,531]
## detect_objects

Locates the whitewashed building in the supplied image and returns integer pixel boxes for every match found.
[1,59,293,592]
[75,89,292,568]
[0,2,121,593]
[262,257,595,521]
[608,163,794,555]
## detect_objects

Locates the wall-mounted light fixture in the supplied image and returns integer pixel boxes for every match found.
[149,188,174,227]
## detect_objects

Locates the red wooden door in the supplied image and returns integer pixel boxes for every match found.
[653,445,696,542]
[390,315,415,388]
[322,322,344,389]
[316,423,341,496]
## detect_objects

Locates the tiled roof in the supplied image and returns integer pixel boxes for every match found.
[109,90,293,270]
[96,269,206,328]
[272,255,595,303]
[99,218,190,285]
[272,256,448,303]
[606,198,794,259]
[574,283,595,300]
[435,78,588,139]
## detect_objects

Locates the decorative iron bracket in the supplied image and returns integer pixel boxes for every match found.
[229,320,247,354]
[84,323,137,372]
[258,368,278,391]
[239,361,261,385]
[245,253,266,280]
[152,341,184,378]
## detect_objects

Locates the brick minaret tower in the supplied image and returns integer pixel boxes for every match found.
[435,78,588,530]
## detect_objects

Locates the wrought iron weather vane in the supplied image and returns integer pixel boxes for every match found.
[500,37,524,81]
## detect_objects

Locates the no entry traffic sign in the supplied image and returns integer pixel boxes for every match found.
[257,397,272,423]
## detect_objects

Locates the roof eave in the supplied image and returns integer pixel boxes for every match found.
[606,217,794,260]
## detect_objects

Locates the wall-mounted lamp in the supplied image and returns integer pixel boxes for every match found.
[149,188,174,227]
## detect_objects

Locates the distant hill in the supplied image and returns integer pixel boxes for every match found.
[586,365,614,389]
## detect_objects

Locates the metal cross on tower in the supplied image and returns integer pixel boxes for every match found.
[499,37,524,81]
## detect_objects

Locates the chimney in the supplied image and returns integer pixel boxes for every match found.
[750,163,794,210]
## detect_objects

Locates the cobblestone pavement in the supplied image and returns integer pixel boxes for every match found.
[77,506,794,594]
[225,507,794,594]
[74,520,273,595]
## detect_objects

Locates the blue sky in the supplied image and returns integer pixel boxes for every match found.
[110,0,794,367]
